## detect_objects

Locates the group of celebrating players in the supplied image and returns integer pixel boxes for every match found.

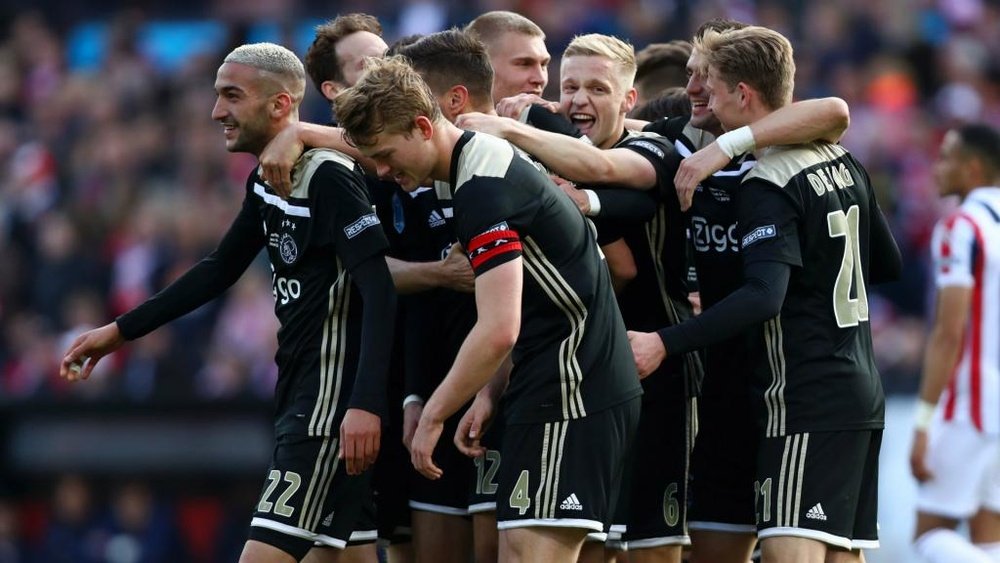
[58,8,924,563]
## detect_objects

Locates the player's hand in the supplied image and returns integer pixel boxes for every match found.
[495,93,558,120]
[439,243,475,293]
[627,330,666,379]
[455,393,496,458]
[455,112,515,139]
[260,123,305,199]
[340,408,381,476]
[909,429,933,483]
[60,322,125,381]
[673,140,730,211]
[552,176,588,214]
[688,291,702,316]
[411,414,444,480]
[402,402,423,453]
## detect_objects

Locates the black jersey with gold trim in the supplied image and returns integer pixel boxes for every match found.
[445,131,642,424]
[737,142,888,435]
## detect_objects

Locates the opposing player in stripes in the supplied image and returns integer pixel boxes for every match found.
[911,124,1000,563]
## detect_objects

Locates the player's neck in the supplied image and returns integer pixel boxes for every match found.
[431,120,465,182]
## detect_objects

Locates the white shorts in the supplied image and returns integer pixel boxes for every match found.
[916,421,1000,519]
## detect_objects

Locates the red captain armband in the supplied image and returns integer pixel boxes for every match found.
[467,228,522,270]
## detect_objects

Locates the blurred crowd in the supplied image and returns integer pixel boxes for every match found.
[3,0,1000,403]
[0,473,260,562]
[0,0,998,559]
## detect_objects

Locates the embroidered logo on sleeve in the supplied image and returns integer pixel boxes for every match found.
[741,224,777,249]
[344,213,381,239]
[629,140,665,159]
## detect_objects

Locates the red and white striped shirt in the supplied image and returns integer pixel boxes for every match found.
[932,187,1000,434]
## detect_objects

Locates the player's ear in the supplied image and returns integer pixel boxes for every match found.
[414,115,434,139]
[449,85,470,115]
[321,80,343,102]
[622,86,638,114]
[736,82,752,108]
[271,91,294,117]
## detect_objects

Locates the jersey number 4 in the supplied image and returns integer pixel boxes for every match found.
[827,205,869,328]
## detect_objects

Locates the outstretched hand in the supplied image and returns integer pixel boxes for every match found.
[60,322,125,382]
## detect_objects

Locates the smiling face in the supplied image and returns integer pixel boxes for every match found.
[705,66,746,132]
[488,31,550,100]
[211,62,275,155]
[559,55,635,149]
[685,49,721,134]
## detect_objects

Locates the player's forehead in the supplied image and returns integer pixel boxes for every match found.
[361,130,409,156]
[560,55,617,85]
[686,50,706,74]
[215,61,258,91]
[495,31,549,61]
[337,31,388,61]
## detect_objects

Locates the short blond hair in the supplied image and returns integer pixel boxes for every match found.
[465,11,545,47]
[334,56,442,148]
[563,34,636,88]
[697,26,794,110]
[224,42,306,104]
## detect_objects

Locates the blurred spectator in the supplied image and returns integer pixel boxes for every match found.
[93,480,188,563]
[36,474,102,563]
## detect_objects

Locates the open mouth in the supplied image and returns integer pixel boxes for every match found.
[570,113,596,133]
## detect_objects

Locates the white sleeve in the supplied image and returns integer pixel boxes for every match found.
[931,214,976,288]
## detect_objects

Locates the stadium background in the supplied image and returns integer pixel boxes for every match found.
[0,0,997,561]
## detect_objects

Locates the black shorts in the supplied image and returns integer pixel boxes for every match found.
[410,412,473,516]
[468,411,505,514]
[496,398,641,539]
[755,429,881,550]
[248,434,376,560]
[688,389,759,533]
[373,413,412,544]
[622,395,696,549]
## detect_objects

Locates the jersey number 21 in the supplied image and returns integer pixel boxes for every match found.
[827,204,869,327]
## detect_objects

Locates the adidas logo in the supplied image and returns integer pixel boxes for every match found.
[428,210,446,228]
[559,493,583,511]
[805,503,827,521]
[322,511,335,527]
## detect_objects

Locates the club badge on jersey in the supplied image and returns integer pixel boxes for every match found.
[265,203,313,272]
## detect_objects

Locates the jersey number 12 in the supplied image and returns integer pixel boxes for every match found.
[827,205,869,327]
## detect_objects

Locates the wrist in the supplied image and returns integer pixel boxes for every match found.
[420,400,446,425]
[402,394,425,410]
[583,189,601,217]
[914,399,936,430]
[716,125,756,158]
